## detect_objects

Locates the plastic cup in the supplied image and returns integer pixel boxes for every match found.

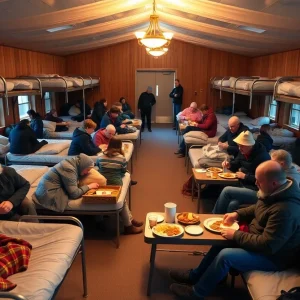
[212,171,218,179]
[206,171,211,178]
[164,202,177,223]
[148,215,158,229]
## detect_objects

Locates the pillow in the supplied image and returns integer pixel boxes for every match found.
[184,131,208,141]
[68,105,81,116]
[35,142,70,155]
[0,135,9,145]
[79,168,107,187]
[0,144,9,155]
[42,120,56,132]
[234,111,247,117]
[250,117,270,126]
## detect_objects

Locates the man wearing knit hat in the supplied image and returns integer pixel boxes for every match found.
[138,86,156,132]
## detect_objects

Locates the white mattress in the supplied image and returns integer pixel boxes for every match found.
[0,81,14,92]
[61,116,83,127]
[230,79,275,91]
[277,81,300,97]
[43,129,74,140]
[214,80,230,87]
[253,132,297,149]
[0,221,82,300]
[40,78,73,88]
[83,78,99,85]
[7,79,33,90]
[114,130,140,141]
[189,148,224,168]
[66,172,130,211]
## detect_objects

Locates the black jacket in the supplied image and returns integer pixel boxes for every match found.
[169,85,184,105]
[138,92,156,111]
[256,132,273,152]
[229,142,270,190]
[9,123,48,154]
[30,115,44,139]
[218,123,249,157]
[68,128,101,156]
[44,113,63,123]
[291,138,300,166]
[91,103,107,130]
[0,167,30,219]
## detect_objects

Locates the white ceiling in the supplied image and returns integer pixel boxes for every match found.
[0,0,300,56]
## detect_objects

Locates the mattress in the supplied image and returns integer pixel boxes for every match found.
[0,81,14,92]
[216,113,231,128]
[0,221,82,300]
[7,79,33,90]
[230,80,275,91]
[253,132,297,149]
[277,81,300,97]
[61,116,84,127]
[43,129,74,140]
[40,78,73,88]
[83,78,99,85]
[114,130,140,141]
[214,80,230,87]
[66,172,130,211]
[189,148,224,168]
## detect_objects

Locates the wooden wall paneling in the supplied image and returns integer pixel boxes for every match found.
[283,50,299,75]
[2,46,16,77]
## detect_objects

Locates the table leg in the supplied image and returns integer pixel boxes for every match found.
[197,183,201,213]
[147,244,157,296]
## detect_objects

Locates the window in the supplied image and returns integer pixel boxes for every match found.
[44,92,52,113]
[289,104,300,129]
[268,100,278,120]
[18,96,31,120]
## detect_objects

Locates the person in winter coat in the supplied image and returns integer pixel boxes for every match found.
[0,165,36,220]
[291,138,300,166]
[27,109,44,138]
[120,97,135,119]
[34,154,99,212]
[169,79,184,129]
[93,125,116,148]
[91,99,108,130]
[218,116,249,157]
[9,119,48,155]
[100,106,125,134]
[170,160,300,299]
[68,119,101,156]
[44,109,69,132]
[256,124,273,152]
[175,105,217,157]
[138,86,156,132]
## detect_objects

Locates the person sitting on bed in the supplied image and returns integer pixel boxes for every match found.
[100,106,126,134]
[175,104,217,158]
[68,119,101,156]
[91,99,108,130]
[113,102,132,123]
[96,138,141,234]
[71,100,92,122]
[218,116,249,157]
[27,109,44,139]
[93,124,116,148]
[256,124,273,152]
[9,119,48,155]
[33,154,100,212]
[0,164,37,220]
[120,97,135,119]
[177,102,202,123]
[44,109,69,132]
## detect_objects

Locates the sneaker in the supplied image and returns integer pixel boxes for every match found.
[170,283,203,299]
[148,129,152,132]
[173,127,176,130]
[169,269,194,285]
[141,128,144,132]
[131,219,144,227]
[130,180,138,186]
[177,154,185,158]
[124,225,143,235]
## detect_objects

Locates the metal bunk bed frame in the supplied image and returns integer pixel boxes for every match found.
[273,76,300,104]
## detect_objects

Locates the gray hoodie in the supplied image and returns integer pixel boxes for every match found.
[286,165,300,188]
[33,153,94,212]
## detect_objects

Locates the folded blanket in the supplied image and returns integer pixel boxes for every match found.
[35,142,70,155]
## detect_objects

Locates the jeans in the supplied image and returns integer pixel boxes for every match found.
[179,126,203,154]
[190,246,279,298]
[120,200,133,227]
[212,187,258,214]
[141,109,152,130]
[173,103,181,127]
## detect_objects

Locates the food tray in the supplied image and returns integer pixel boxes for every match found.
[82,185,121,204]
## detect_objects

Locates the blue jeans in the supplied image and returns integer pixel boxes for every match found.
[173,103,181,127]
[212,187,258,214]
[190,246,279,298]
[179,126,203,154]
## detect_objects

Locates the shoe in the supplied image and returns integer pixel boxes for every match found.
[170,283,202,299]
[177,154,185,158]
[141,128,144,132]
[124,225,143,235]
[131,219,144,227]
[174,150,182,155]
[169,269,195,285]
[148,129,152,132]
[173,127,176,130]
[130,180,138,186]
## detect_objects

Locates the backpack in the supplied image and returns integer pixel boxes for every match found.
[277,287,300,300]
[181,175,198,197]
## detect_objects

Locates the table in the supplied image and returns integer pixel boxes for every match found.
[144,213,232,296]
[192,168,239,213]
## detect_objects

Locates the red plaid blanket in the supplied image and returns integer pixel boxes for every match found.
[0,234,32,291]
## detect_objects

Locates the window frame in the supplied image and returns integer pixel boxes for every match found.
[17,95,31,120]
[44,92,52,113]
[289,103,300,130]
[268,99,278,121]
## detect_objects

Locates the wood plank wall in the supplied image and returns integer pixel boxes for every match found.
[66,39,250,112]
[0,46,66,126]
[250,49,300,137]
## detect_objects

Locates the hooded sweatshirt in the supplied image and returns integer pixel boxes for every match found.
[34,154,93,212]
[234,180,300,269]
[68,128,101,156]
[93,128,111,147]
[286,166,300,187]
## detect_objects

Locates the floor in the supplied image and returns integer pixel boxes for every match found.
[56,124,251,300]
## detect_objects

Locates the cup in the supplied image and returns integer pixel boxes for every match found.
[148,215,158,229]
[212,171,218,179]
[206,171,211,178]
[164,202,177,223]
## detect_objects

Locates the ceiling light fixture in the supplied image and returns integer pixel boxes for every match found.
[46,25,74,33]
[135,0,173,57]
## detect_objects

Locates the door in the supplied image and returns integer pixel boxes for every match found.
[136,70,175,123]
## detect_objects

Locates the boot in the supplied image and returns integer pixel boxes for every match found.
[131,219,144,227]
[124,225,143,235]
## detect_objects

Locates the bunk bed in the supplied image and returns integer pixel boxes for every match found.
[273,76,300,104]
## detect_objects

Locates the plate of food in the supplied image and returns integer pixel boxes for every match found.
[177,212,200,225]
[152,223,184,238]
[218,173,237,179]
[206,167,223,173]
[203,217,239,234]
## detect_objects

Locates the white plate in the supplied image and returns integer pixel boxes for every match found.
[203,217,239,234]
[152,223,184,238]
[149,214,164,223]
[185,225,204,236]
[218,173,237,179]
[195,168,206,173]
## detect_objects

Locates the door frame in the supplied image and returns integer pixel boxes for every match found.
[135,68,177,117]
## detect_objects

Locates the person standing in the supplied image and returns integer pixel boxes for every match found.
[138,86,156,132]
[169,79,184,130]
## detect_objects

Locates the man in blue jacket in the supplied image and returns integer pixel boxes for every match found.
[27,109,44,139]
[169,79,184,130]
